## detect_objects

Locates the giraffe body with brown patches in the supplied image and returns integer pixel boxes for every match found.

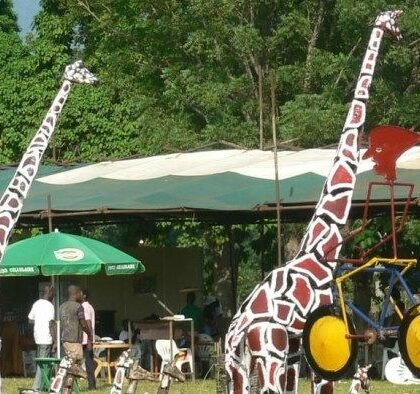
[225,11,404,394]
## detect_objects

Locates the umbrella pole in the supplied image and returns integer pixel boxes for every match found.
[52,275,61,358]
[48,195,61,357]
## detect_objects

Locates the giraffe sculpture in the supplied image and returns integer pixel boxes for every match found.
[225,10,403,394]
[110,349,185,394]
[0,60,97,263]
[48,354,88,394]
[110,350,157,394]
[0,61,96,394]
[349,365,371,394]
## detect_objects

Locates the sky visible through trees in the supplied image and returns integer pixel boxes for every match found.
[14,0,40,34]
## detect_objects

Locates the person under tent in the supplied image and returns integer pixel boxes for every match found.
[180,292,202,332]
[60,285,93,365]
[81,288,96,390]
[28,284,56,392]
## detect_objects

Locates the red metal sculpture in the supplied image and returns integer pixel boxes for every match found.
[225,10,404,394]
[363,125,420,182]
[302,124,419,386]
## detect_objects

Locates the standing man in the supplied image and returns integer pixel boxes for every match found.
[60,285,93,365]
[81,288,96,390]
[28,284,55,391]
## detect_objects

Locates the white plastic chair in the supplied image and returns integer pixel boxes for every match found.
[381,341,399,379]
[155,339,193,380]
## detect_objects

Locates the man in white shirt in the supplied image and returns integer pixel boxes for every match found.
[28,284,55,391]
[81,288,96,390]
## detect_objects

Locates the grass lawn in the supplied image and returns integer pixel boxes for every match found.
[4,377,420,393]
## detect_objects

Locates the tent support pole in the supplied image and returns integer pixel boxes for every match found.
[259,223,265,280]
[47,195,53,233]
[270,71,282,267]
[228,226,238,312]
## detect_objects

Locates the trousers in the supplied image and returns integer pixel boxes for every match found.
[83,346,96,389]
[33,344,52,390]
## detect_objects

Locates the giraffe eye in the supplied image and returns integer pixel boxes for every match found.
[375,147,383,153]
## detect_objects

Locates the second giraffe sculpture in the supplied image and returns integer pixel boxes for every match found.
[0,60,97,262]
[225,10,403,394]
[0,61,96,393]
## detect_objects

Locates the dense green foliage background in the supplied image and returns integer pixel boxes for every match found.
[1,1,419,311]
[0,0,418,163]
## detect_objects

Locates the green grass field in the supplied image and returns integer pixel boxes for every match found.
[4,378,420,393]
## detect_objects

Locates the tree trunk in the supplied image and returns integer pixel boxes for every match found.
[303,0,326,92]
[206,227,236,317]
[257,63,264,149]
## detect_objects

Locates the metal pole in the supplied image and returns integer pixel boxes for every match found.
[259,223,265,280]
[169,320,173,360]
[47,195,60,357]
[270,71,282,267]
[228,226,237,312]
[191,318,195,381]
[151,293,175,315]
[390,183,398,258]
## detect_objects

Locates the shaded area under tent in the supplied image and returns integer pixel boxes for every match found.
[0,147,418,355]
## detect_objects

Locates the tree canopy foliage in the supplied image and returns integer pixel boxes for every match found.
[1,1,419,308]
[0,0,418,163]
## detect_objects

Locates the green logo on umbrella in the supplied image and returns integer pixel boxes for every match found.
[54,248,85,261]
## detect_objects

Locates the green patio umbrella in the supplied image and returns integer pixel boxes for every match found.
[0,230,144,276]
[0,230,144,357]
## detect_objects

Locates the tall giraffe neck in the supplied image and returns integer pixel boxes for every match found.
[0,80,73,261]
[293,26,386,264]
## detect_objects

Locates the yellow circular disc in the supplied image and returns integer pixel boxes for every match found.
[309,315,351,372]
[406,315,420,368]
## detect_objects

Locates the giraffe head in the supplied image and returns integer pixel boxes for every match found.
[63,60,98,85]
[375,10,403,41]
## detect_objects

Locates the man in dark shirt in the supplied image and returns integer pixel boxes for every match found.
[60,285,92,363]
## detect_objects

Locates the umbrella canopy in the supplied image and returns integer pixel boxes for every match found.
[0,231,144,276]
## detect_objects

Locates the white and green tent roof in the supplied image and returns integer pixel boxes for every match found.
[1,148,419,223]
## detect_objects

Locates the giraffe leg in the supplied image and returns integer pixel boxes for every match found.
[283,336,301,394]
[62,374,74,394]
[246,322,291,393]
[312,371,334,394]
[226,358,250,394]
[126,379,138,394]
[284,362,300,394]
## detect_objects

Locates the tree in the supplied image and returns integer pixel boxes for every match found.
[1,0,418,307]
[1,0,418,163]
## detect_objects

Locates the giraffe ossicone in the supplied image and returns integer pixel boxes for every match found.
[225,10,404,394]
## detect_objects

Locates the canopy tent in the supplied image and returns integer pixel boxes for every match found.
[1,148,419,224]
